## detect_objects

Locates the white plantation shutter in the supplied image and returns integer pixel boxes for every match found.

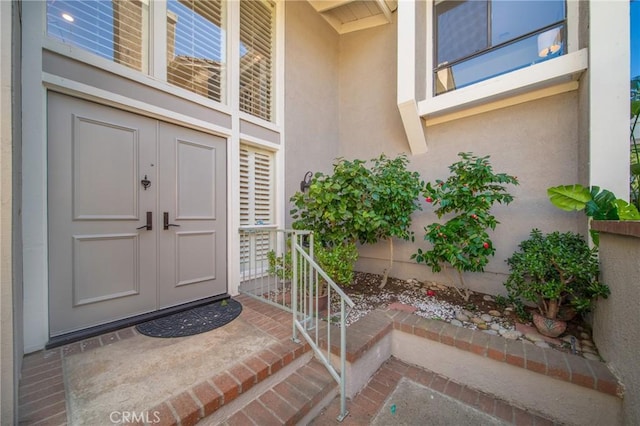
[240,144,274,227]
[239,0,275,121]
[240,144,274,275]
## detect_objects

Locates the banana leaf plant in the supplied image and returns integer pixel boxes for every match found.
[547,184,640,245]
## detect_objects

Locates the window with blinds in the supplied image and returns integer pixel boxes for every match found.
[239,0,275,122]
[240,144,274,274]
[167,0,226,102]
[46,0,149,72]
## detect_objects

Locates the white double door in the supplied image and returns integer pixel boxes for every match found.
[48,93,227,336]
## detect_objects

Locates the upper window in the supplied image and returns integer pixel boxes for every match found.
[434,0,566,95]
[46,0,150,73]
[239,0,275,122]
[167,0,226,103]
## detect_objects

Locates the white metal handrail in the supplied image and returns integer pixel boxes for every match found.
[290,231,355,422]
[238,227,355,422]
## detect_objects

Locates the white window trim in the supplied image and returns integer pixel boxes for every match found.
[397,0,587,154]
[43,38,234,116]
[41,0,282,130]
[419,49,588,121]
[422,0,584,121]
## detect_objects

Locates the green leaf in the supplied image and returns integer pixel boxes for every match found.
[632,99,640,117]
[615,199,640,220]
[586,188,619,220]
[631,163,640,176]
[547,185,591,211]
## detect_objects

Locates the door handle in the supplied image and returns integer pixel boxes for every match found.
[136,212,152,230]
[163,212,180,230]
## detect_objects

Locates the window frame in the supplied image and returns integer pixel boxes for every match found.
[42,0,279,126]
[419,0,584,121]
[433,0,568,96]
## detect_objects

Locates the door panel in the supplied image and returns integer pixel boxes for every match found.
[48,92,158,336]
[158,122,227,308]
[72,116,139,219]
[48,93,227,337]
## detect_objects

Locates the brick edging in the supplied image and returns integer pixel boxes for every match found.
[383,308,624,398]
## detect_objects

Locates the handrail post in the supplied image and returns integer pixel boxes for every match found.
[291,232,299,343]
[338,297,348,421]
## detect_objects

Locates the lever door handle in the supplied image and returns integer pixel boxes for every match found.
[163,212,180,230]
[136,212,152,230]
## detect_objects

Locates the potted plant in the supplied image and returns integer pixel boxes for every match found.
[504,229,610,337]
[267,239,357,310]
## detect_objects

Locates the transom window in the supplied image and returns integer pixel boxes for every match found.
[434,0,566,95]
[166,0,226,103]
[239,0,275,122]
[46,1,277,123]
[46,0,150,72]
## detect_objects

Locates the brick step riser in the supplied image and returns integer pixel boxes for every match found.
[201,352,314,425]
[390,328,623,425]
[203,356,338,426]
[319,308,623,426]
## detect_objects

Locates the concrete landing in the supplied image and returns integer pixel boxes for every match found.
[372,378,507,426]
[63,317,276,425]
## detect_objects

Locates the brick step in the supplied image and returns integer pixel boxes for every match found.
[318,307,624,425]
[200,358,338,426]
[313,357,558,425]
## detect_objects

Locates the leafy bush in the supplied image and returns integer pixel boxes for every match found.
[267,240,358,291]
[314,241,358,287]
[412,152,518,300]
[290,154,423,287]
[504,229,609,319]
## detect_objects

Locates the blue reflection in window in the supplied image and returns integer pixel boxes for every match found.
[436,25,565,95]
[167,0,225,62]
[492,0,565,45]
[47,0,115,62]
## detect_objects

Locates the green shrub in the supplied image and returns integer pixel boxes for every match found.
[412,152,518,301]
[504,229,609,319]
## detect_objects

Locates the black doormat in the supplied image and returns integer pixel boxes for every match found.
[135,299,242,338]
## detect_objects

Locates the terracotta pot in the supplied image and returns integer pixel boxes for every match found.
[309,293,329,312]
[532,312,567,337]
[556,306,578,322]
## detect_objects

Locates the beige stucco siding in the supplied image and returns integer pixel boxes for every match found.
[289,11,583,295]
[591,224,640,425]
[284,0,341,212]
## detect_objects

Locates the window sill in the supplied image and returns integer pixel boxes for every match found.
[418,48,588,126]
[43,40,233,116]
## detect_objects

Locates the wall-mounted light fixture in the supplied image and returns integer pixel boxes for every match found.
[300,171,313,192]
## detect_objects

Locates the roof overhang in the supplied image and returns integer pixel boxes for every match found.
[308,0,397,34]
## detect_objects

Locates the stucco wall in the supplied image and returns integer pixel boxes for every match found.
[284,0,340,224]
[0,1,21,423]
[591,221,640,425]
[337,16,582,295]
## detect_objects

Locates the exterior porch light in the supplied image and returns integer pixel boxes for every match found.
[300,171,312,192]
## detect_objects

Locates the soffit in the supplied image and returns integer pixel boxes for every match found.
[307,0,397,34]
